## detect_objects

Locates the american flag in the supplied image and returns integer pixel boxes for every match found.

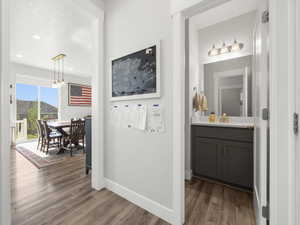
[68,83,92,106]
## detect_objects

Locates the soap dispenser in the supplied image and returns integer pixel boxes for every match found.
[208,112,216,123]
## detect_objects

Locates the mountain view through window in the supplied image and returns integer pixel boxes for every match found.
[16,83,58,140]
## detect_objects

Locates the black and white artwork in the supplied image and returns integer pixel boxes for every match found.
[111,44,160,101]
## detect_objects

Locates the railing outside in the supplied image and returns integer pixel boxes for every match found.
[14,119,27,142]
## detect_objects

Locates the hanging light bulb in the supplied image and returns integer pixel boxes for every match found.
[208,44,219,56]
[220,42,229,54]
[231,39,244,52]
[61,57,65,85]
[51,54,66,87]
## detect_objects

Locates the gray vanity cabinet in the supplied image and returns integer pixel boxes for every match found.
[192,125,253,189]
[220,141,253,188]
[193,137,219,179]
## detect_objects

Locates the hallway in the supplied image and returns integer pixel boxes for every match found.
[11,149,255,225]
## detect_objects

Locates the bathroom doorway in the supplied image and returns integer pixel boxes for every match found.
[184,0,270,224]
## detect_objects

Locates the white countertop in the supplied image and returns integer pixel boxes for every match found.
[192,121,254,128]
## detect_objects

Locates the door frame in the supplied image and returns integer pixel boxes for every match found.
[295,0,300,224]
[0,1,105,224]
[0,0,11,224]
[269,0,297,225]
[172,0,295,224]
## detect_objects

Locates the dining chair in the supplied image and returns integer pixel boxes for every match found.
[62,119,85,156]
[36,120,45,151]
[42,121,63,154]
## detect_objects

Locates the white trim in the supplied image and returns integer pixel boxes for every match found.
[269,0,296,225]
[296,0,300,224]
[201,52,252,65]
[109,41,161,102]
[185,169,192,180]
[105,179,174,224]
[70,0,105,191]
[254,186,262,225]
[90,6,105,191]
[0,0,11,224]
[172,12,186,225]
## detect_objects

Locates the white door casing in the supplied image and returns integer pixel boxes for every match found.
[295,0,300,224]
[253,3,269,224]
[0,0,11,224]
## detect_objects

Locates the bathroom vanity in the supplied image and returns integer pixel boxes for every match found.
[191,123,253,190]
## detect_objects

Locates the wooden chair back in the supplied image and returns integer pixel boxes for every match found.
[36,120,42,138]
[42,121,52,140]
[36,120,45,138]
[69,119,85,144]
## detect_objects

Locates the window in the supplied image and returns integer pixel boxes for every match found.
[16,83,58,141]
[40,86,58,121]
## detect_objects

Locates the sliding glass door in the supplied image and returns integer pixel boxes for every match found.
[16,83,58,142]
[40,86,58,121]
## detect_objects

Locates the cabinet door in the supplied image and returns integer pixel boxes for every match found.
[221,141,253,189]
[192,137,219,179]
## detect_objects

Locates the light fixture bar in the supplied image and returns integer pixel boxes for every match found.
[208,39,244,57]
[51,53,67,87]
[52,54,66,61]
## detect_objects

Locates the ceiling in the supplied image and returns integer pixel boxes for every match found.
[10,0,98,77]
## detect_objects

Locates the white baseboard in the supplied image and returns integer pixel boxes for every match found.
[105,179,174,224]
[185,169,192,180]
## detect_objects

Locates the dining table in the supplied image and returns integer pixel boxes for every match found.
[47,121,71,136]
[47,121,71,154]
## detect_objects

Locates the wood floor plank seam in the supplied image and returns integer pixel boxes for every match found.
[11,149,255,225]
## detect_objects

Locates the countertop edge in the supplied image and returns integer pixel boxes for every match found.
[191,122,254,129]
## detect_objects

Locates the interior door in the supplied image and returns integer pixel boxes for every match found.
[253,1,269,225]
[296,0,300,224]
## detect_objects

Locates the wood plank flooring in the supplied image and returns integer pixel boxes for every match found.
[11,149,255,225]
[185,180,256,225]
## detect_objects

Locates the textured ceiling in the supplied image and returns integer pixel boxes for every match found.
[10,0,98,77]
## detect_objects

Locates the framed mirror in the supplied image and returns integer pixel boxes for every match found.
[203,55,252,117]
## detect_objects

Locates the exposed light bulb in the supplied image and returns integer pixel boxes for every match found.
[231,39,244,52]
[52,81,58,88]
[220,42,229,54]
[208,44,219,56]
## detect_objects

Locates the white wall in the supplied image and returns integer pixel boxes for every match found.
[104,0,173,210]
[198,11,256,64]
[12,62,91,121]
[196,11,256,93]
[59,83,91,121]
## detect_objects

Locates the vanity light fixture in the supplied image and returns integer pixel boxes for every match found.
[208,44,219,57]
[231,39,244,52]
[220,42,229,54]
[208,39,244,57]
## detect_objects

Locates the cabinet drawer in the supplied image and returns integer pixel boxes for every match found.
[192,125,253,142]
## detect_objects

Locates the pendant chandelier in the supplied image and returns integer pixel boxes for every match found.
[51,54,66,88]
